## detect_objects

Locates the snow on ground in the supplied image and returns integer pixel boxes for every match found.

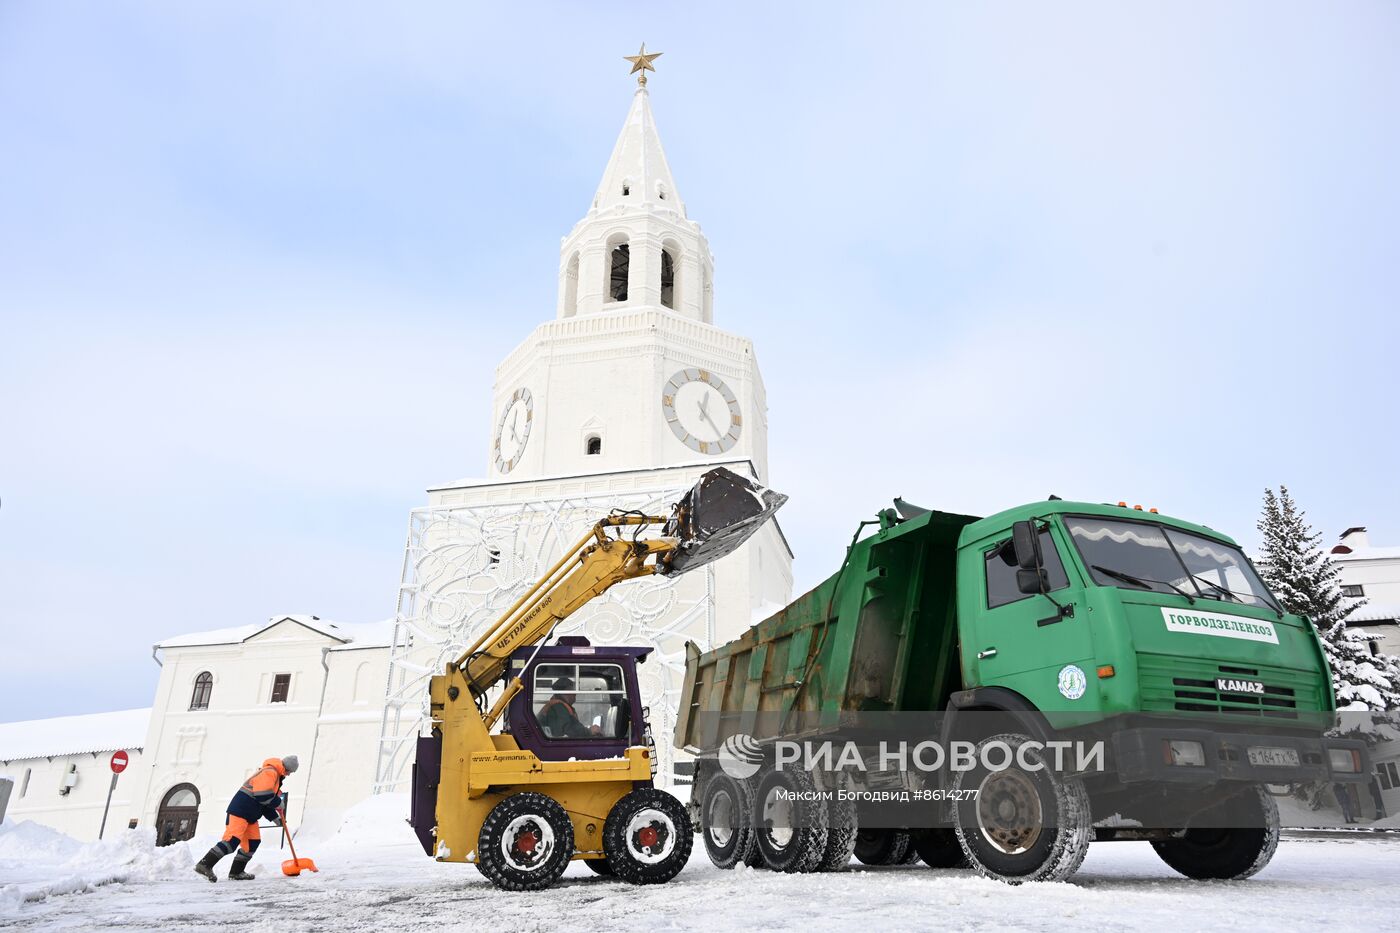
[4,796,1400,932]
[0,818,192,916]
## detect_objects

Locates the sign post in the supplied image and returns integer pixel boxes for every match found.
[99,750,129,840]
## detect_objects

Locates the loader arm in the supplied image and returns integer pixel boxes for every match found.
[448,515,676,726]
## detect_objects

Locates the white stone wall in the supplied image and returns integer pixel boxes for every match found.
[126,619,336,839]
[300,645,391,825]
[0,750,145,841]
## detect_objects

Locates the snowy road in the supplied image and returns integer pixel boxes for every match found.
[8,830,1400,932]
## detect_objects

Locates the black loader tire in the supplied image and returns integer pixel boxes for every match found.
[1152,784,1280,880]
[700,771,758,869]
[952,733,1092,884]
[476,792,574,892]
[754,768,830,873]
[852,828,912,866]
[603,788,693,885]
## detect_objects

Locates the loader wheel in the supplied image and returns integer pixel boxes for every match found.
[952,733,1091,884]
[476,793,574,892]
[604,788,693,885]
[912,828,969,868]
[700,772,757,869]
[1152,785,1280,880]
[852,828,912,866]
[754,769,829,873]
[814,788,857,871]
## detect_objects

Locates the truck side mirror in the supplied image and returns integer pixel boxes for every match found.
[1011,520,1042,571]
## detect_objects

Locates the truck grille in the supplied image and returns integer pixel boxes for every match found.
[1137,655,1320,717]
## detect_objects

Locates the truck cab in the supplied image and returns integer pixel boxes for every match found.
[957,501,1334,725]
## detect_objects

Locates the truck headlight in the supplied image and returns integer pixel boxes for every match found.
[1328,748,1361,774]
[1163,740,1206,767]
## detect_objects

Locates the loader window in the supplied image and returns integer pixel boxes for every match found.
[532,662,629,740]
[985,529,1068,609]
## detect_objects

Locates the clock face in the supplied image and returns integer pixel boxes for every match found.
[662,368,742,454]
[494,387,533,473]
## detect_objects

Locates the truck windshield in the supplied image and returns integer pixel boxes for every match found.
[1064,516,1280,612]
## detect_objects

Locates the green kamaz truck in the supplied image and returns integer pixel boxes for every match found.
[675,498,1368,883]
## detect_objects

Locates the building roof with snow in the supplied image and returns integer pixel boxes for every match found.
[0,708,150,763]
[155,615,394,651]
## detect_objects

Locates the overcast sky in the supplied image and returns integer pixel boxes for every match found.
[3,2,1397,721]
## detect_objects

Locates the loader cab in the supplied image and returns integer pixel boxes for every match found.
[505,636,652,762]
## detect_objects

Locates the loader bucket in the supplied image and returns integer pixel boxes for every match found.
[662,467,787,576]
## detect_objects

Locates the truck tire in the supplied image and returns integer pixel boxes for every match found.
[754,769,830,873]
[912,828,969,868]
[952,733,1092,884]
[476,792,575,892]
[852,828,912,866]
[699,772,757,869]
[603,788,693,885]
[815,791,858,871]
[1151,785,1280,880]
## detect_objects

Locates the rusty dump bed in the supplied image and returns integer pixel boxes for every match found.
[675,507,979,752]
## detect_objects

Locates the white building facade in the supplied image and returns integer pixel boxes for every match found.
[375,79,792,790]
[0,709,149,840]
[1333,527,1400,655]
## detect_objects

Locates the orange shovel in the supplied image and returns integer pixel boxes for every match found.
[278,810,319,876]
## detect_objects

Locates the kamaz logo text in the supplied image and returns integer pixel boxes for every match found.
[1215,677,1265,695]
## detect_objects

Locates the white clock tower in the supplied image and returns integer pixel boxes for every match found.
[376,52,792,790]
[489,70,768,482]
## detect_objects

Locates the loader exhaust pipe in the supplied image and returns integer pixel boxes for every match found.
[661,467,787,576]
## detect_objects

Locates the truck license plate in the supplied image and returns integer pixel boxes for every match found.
[1247,746,1300,767]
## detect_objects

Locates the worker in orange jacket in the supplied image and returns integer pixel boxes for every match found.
[194,755,298,882]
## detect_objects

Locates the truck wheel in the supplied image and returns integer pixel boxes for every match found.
[815,790,857,871]
[912,828,969,868]
[952,733,1091,884]
[1151,785,1280,880]
[754,769,830,873]
[700,772,757,869]
[476,792,574,892]
[603,788,693,885]
[852,828,912,866]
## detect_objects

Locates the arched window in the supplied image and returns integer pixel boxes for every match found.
[189,671,213,711]
[660,249,676,309]
[608,243,630,302]
[622,183,630,196]
[585,435,602,456]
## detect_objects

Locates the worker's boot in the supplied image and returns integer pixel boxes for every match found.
[228,852,255,881]
[193,847,224,883]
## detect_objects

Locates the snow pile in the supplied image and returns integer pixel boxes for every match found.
[0,819,191,916]
[314,793,417,855]
[0,818,84,863]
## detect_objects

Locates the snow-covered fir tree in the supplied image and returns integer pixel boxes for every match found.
[1257,486,1400,711]
[1257,486,1350,625]
[1320,621,1400,711]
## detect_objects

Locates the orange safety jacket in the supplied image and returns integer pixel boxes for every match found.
[227,758,287,823]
